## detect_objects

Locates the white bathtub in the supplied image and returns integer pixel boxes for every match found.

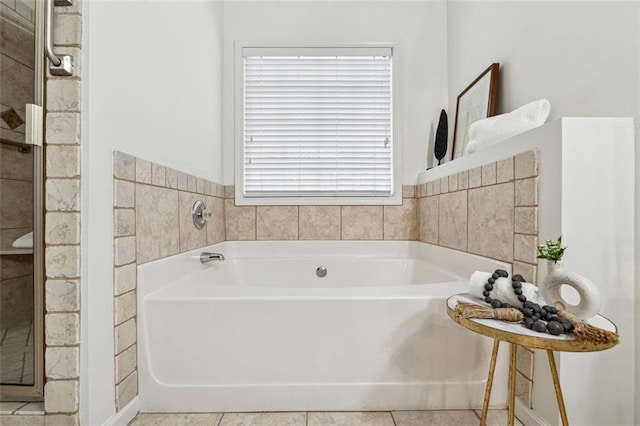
[138,241,509,412]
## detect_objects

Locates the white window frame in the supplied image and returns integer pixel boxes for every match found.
[234,41,401,206]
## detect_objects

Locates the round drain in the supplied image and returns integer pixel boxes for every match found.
[316,266,327,278]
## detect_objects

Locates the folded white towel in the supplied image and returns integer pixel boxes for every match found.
[12,231,33,249]
[468,271,538,306]
[464,99,550,155]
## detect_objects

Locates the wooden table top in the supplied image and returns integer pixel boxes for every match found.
[446,293,618,352]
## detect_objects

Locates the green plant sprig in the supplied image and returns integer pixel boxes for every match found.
[537,236,566,263]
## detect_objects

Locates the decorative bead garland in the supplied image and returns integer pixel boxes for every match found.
[483,269,574,336]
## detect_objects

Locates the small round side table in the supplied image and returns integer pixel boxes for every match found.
[446,293,617,426]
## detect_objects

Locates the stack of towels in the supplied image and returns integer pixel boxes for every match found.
[464,99,550,155]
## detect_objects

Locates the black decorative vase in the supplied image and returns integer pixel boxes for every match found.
[434,109,448,166]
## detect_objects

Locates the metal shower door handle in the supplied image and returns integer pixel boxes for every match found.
[44,0,73,76]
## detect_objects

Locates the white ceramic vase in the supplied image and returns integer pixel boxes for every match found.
[539,260,601,319]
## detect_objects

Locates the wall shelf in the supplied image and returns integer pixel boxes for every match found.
[0,248,33,255]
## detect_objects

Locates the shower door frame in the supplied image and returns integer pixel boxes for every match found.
[0,0,45,401]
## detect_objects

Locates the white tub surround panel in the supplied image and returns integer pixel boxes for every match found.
[138,241,510,413]
[112,152,225,412]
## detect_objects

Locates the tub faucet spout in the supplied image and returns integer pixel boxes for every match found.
[200,252,225,263]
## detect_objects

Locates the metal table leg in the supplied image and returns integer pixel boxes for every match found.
[547,349,569,426]
[480,339,501,426]
[508,343,517,426]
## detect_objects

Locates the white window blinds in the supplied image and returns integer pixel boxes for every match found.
[242,47,393,197]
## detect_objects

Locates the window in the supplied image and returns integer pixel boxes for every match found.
[236,45,398,205]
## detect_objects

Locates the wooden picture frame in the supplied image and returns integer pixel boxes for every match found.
[452,63,500,159]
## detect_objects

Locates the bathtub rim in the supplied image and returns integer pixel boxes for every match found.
[137,241,512,299]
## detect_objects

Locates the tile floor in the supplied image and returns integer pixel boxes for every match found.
[0,320,35,385]
[129,410,523,425]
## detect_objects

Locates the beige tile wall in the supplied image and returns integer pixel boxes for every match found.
[39,3,83,424]
[112,151,225,411]
[224,186,417,241]
[417,150,539,277]
[110,151,538,411]
[416,149,539,407]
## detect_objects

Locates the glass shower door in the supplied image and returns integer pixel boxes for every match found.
[0,0,44,400]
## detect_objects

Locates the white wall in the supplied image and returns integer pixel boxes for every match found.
[636,5,640,423]
[221,0,449,185]
[447,1,639,125]
[447,2,639,425]
[86,1,224,182]
[82,1,223,424]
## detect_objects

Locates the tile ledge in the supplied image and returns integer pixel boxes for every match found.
[0,401,45,415]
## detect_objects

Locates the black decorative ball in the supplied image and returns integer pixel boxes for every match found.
[547,321,564,336]
[561,321,574,332]
[533,320,547,333]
